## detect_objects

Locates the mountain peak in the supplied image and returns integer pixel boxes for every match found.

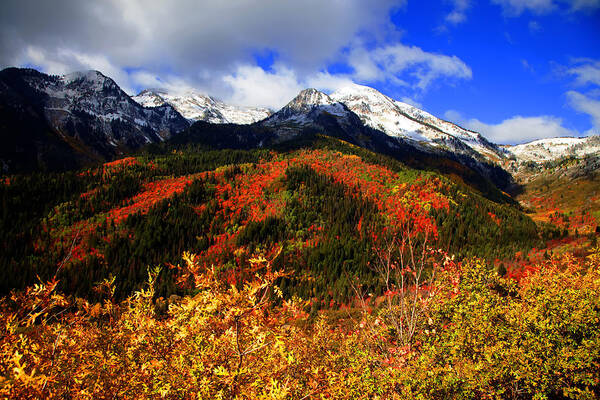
[289,88,334,107]
[61,70,120,93]
[63,70,107,83]
[134,89,167,108]
[262,87,352,127]
[332,83,385,98]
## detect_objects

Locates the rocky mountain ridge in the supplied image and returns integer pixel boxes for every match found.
[133,89,271,124]
[2,66,598,180]
[0,67,189,171]
[505,136,600,163]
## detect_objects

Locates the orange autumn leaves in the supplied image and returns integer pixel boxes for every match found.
[177,150,451,278]
[43,150,452,281]
[3,243,599,398]
[43,171,199,263]
[108,175,198,224]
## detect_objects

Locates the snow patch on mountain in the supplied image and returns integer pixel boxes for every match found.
[330,85,430,142]
[11,68,188,147]
[506,136,600,162]
[261,89,347,125]
[330,83,504,161]
[133,89,272,124]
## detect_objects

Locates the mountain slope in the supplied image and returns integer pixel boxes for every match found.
[330,84,505,162]
[506,136,600,163]
[255,88,515,194]
[164,87,514,199]
[0,68,189,172]
[0,143,539,299]
[133,89,272,124]
[259,88,374,142]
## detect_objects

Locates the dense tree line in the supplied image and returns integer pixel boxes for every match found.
[433,187,540,259]
[1,144,540,304]
[0,148,268,294]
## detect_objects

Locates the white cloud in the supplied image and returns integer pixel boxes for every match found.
[348,47,384,82]
[221,67,365,109]
[445,0,471,25]
[222,65,304,109]
[400,97,424,108]
[491,0,600,15]
[569,0,600,10]
[521,59,535,73]
[492,0,555,15]
[567,90,600,128]
[443,110,465,121]
[444,110,577,144]
[218,43,472,109]
[305,72,357,94]
[1,0,401,89]
[128,71,203,97]
[559,59,600,132]
[567,59,600,87]
[349,43,472,91]
[138,39,473,108]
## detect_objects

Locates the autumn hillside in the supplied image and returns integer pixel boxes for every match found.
[1,138,538,301]
[1,138,599,399]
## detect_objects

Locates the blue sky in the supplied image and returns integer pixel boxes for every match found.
[383,0,600,142]
[1,0,599,144]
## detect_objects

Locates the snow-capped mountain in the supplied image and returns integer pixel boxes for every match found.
[258,88,392,146]
[259,85,506,165]
[329,84,505,162]
[8,68,188,144]
[133,89,272,124]
[0,67,189,171]
[253,86,514,191]
[263,88,353,126]
[506,136,600,162]
[5,65,593,188]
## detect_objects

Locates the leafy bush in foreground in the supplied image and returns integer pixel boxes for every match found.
[1,248,599,399]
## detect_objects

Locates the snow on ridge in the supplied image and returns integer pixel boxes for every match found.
[132,89,271,124]
[263,88,352,126]
[513,137,587,147]
[330,83,501,160]
[62,70,104,83]
[330,85,424,138]
[507,135,600,162]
